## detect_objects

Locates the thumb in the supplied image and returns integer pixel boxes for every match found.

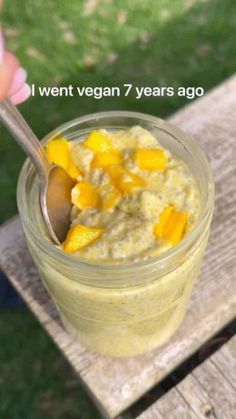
[0,52,19,101]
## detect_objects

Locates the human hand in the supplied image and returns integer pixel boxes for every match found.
[0,27,31,104]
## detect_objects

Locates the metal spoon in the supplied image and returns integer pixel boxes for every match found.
[0,99,75,244]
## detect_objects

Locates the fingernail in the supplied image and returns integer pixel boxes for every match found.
[8,67,27,96]
[10,83,31,105]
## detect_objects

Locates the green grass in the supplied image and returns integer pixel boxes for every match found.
[0,310,100,419]
[0,0,236,417]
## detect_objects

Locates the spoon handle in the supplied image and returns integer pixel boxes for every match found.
[0,99,49,180]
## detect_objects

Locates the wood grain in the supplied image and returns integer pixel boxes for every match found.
[0,75,236,418]
[138,336,236,419]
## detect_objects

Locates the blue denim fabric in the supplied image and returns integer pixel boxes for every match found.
[0,217,25,309]
[0,270,25,309]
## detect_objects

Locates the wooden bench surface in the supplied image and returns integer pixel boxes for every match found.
[0,75,236,419]
[138,335,236,419]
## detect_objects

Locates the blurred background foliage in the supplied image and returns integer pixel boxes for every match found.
[0,0,235,418]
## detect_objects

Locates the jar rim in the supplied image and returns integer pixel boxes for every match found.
[17,110,214,273]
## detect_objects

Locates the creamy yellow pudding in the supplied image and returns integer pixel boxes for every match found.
[46,126,201,262]
[18,115,213,357]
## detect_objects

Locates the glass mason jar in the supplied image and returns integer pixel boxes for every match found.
[17,111,214,357]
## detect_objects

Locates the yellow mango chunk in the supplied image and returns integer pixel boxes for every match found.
[63,224,104,253]
[67,161,82,179]
[91,151,122,169]
[45,138,70,170]
[71,181,101,210]
[162,210,188,245]
[46,138,82,179]
[105,164,127,179]
[106,165,146,194]
[102,187,121,211]
[83,130,115,153]
[154,205,174,239]
[134,148,167,171]
[116,172,146,194]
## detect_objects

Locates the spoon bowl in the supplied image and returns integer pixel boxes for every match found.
[41,165,75,243]
[0,99,74,244]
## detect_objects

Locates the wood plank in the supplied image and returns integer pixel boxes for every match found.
[0,75,236,418]
[210,336,236,389]
[137,387,198,419]
[138,336,236,419]
[137,387,199,419]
